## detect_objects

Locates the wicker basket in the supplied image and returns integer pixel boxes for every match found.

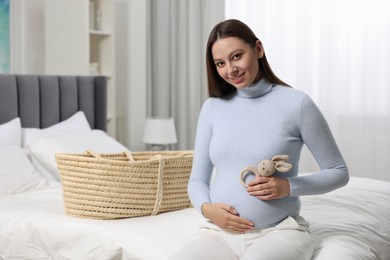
[55,150,193,219]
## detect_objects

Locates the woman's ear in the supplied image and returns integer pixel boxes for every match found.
[256,40,264,59]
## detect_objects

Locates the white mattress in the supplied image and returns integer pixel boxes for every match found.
[1,177,389,260]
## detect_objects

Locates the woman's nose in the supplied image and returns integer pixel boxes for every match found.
[228,64,238,75]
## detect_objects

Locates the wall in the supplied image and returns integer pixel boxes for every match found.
[10,0,45,74]
[10,0,148,151]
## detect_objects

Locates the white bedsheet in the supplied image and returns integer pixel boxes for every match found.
[0,177,389,260]
[301,177,390,260]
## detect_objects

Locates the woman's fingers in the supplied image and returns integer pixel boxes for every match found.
[247,177,290,200]
[222,204,239,215]
[225,213,254,233]
[204,203,254,233]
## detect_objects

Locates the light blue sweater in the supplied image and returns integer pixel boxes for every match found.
[188,78,349,228]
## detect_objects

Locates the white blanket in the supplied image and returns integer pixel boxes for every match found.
[1,177,389,260]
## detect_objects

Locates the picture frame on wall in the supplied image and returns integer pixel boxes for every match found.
[0,0,10,73]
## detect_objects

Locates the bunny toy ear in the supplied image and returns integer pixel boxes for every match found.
[272,155,289,162]
[272,155,293,173]
[274,162,293,173]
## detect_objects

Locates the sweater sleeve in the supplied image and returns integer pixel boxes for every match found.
[288,96,349,196]
[187,99,214,212]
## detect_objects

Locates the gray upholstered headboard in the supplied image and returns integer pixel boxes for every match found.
[0,74,107,131]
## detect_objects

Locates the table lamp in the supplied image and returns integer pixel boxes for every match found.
[142,118,177,150]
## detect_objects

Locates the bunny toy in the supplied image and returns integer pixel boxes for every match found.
[240,155,293,188]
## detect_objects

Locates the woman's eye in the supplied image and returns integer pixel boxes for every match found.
[232,54,242,60]
[215,62,224,67]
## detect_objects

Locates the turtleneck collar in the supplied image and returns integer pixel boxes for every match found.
[236,77,273,99]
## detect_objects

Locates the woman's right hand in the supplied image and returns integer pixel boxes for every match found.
[201,203,254,233]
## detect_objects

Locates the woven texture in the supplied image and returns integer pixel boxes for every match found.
[55,150,193,219]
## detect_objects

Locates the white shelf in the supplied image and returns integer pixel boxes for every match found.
[45,0,116,138]
[90,30,111,36]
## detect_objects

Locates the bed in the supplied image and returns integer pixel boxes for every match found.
[1,74,390,260]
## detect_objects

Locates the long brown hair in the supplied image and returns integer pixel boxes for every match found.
[206,19,289,97]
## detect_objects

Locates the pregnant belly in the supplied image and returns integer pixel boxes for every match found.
[210,188,301,228]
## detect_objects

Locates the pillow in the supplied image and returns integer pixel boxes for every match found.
[0,146,48,195]
[0,118,22,147]
[22,111,91,147]
[28,154,59,182]
[27,130,131,181]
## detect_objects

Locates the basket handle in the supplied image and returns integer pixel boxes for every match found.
[149,152,193,214]
[85,150,102,158]
[86,150,135,162]
[177,152,193,157]
[124,151,135,161]
[151,155,164,216]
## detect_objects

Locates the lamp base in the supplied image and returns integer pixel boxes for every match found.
[149,144,170,151]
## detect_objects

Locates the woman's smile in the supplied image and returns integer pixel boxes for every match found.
[212,36,263,89]
[231,72,246,85]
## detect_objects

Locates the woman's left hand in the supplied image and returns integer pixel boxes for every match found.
[246,176,290,200]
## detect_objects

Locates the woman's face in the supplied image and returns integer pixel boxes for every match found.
[212,37,263,89]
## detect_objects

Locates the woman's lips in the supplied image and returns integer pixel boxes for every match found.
[231,72,245,84]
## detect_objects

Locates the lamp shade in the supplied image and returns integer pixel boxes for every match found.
[142,118,177,145]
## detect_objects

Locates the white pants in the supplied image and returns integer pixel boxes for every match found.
[168,216,314,260]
